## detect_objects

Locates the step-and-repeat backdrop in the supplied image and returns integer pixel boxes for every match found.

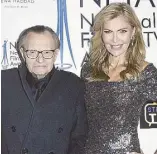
[1,0,157,153]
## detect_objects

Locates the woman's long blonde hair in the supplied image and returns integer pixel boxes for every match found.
[89,2,146,80]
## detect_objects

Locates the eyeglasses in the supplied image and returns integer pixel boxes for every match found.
[25,49,56,59]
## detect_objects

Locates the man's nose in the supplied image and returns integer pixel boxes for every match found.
[36,52,44,63]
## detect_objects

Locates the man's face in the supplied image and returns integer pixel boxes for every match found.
[21,31,58,79]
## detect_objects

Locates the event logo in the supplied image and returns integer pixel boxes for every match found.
[1,40,20,69]
[140,101,157,128]
[80,0,156,8]
[56,0,76,70]
[1,40,9,69]
[144,102,157,127]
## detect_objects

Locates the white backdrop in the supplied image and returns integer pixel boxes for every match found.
[1,0,157,153]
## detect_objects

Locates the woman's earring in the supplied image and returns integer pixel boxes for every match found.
[131,40,134,46]
[131,36,134,46]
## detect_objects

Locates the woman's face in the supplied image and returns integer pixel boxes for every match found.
[102,15,135,57]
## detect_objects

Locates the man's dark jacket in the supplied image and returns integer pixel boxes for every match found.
[1,65,88,154]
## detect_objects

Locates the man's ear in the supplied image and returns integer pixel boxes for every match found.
[20,47,25,61]
[54,49,59,61]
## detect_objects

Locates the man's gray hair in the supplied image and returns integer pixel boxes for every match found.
[16,25,60,63]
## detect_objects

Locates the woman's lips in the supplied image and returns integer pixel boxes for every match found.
[111,44,123,49]
[35,65,46,68]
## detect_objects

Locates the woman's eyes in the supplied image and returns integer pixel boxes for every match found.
[103,30,112,34]
[103,30,128,34]
[119,29,127,33]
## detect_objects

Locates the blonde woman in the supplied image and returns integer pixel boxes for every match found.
[81,2,157,154]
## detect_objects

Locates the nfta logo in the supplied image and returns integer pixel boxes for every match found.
[80,0,156,8]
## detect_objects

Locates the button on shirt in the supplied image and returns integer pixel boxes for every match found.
[22,148,28,154]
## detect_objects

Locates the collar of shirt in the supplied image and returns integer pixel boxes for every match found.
[26,66,55,89]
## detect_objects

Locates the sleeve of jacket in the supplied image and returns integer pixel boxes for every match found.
[68,80,88,154]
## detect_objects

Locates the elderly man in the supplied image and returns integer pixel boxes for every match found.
[1,25,88,154]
